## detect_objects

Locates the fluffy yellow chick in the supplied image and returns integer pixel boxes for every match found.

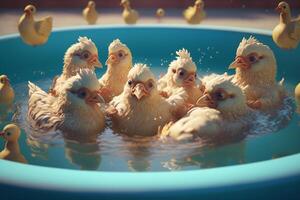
[160,74,250,141]
[28,69,105,135]
[229,36,286,110]
[83,1,98,25]
[0,75,14,106]
[0,124,27,163]
[98,39,132,102]
[107,63,186,136]
[183,0,206,24]
[120,0,139,24]
[295,83,300,102]
[158,48,203,105]
[18,4,53,46]
[50,36,102,96]
[156,8,165,22]
[272,1,300,49]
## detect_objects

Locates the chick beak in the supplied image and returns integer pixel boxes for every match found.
[86,91,104,105]
[132,83,148,100]
[88,55,102,68]
[106,54,119,65]
[183,73,196,86]
[229,56,250,70]
[0,131,4,137]
[196,93,217,109]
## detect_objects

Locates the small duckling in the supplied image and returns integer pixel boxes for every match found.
[83,1,98,25]
[183,0,206,24]
[295,83,300,102]
[28,69,105,135]
[229,36,286,110]
[50,36,102,96]
[18,4,53,46]
[107,63,186,136]
[0,75,14,106]
[120,0,139,24]
[99,39,132,102]
[156,8,165,22]
[160,74,250,142]
[0,124,27,163]
[272,1,300,49]
[158,48,203,105]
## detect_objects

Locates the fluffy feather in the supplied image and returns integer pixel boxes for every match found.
[121,0,139,24]
[82,1,98,25]
[183,0,206,24]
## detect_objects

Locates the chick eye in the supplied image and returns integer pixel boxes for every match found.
[283,6,286,9]
[172,69,176,73]
[248,55,257,63]
[148,81,153,88]
[179,71,185,77]
[215,91,226,101]
[83,52,90,59]
[118,52,124,58]
[128,80,133,86]
[6,132,11,136]
[0,79,4,83]
[78,90,87,99]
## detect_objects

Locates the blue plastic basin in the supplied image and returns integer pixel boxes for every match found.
[0,25,300,199]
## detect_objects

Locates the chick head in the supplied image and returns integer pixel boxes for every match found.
[197,74,246,115]
[0,124,21,142]
[0,75,11,86]
[156,8,165,17]
[106,39,132,67]
[24,5,36,16]
[169,48,197,88]
[62,69,104,108]
[276,2,290,14]
[64,36,102,70]
[195,0,204,9]
[120,0,130,7]
[124,63,157,101]
[229,36,276,74]
[88,1,96,8]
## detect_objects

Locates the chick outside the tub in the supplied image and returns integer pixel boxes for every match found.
[0,124,27,163]
[83,1,98,25]
[107,63,186,136]
[120,0,139,24]
[28,69,105,135]
[49,37,102,96]
[18,5,53,46]
[99,39,132,103]
[158,48,203,106]
[229,36,286,110]
[160,74,251,142]
[183,0,206,25]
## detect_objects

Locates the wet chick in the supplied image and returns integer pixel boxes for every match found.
[50,37,102,96]
[107,63,185,136]
[0,75,14,106]
[229,36,286,110]
[273,1,300,49]
[160,75,250,141]
[158,48,203,105]
[0,124,27,163]
[28,69,105,135]
[83,1,98,25]
[120,0,139,24]
[99,39,132,102]
[183,0,206,24]
[18,4,53,46]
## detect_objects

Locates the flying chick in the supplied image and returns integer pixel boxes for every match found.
[183,0,206,24]
[0,124,27,163]
[272,1,300,49]
[83,1,98,25]
[120,0,139,24]
[107,63,186,136]
[18,4,53,46]
[158,48,203,105]
[160,74,251,142]
[49,36,102,96]
[99,39,132,102]
[229,36,286,110]
[28,69,105,136]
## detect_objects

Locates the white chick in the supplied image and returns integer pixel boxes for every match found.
[107,63,186,136]
[273,1,300,49]
[229,36,286,110]
[28,69,105,135]
[0,75,14,106]
[50,36,102,96]
[18,4,53,46]
[161,74,250,142]
[120,0,139,24]
[0,124,27,163]
[83,1,98,25]
[99,39,132,102]
[158,48,203,105]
